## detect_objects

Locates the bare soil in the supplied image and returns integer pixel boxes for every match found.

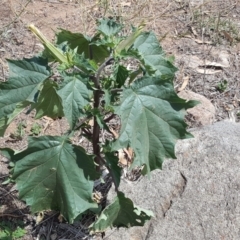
[0,0,240,239]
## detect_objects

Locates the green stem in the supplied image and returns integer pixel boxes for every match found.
[92,90,101,172]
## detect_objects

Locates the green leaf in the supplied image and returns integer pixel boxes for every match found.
[96,114,110,131]
[113,65,129,88]
[133,32,177,77]
[103,89,111,108]
[97,18,122,37]
[102,89,121,110]
[57,73,92,129]
[0,117,8,136]
[0,221,26,239]
[115,22,145,55]
[88,108,110,131]
[56,30,109,63]
[0,57,50,115]
[90,191,153,232]
[29,24,70,65]
[91,36,117,48]
[112,76,198,173]
[3,136,99,223]
[128,68,143,84]
[33,80,64,119]
[12,227,26,239]
[0,148,15,159]
[30,123,42,136]
[0,57,51,135]
[73,53,98,73]
[0,101,29,136]
[104,152,121,188]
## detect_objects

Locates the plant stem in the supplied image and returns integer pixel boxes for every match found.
[94,56,114,88]
[92,56,114,172]
[92,90,101,171]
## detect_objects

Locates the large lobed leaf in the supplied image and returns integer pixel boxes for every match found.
[0,57,51,135]
[1,136,99,223]
[112,76,198,173]
[133,32,177,77]
[113,64,129,88]
[56,30,109,63]
[97,18,122,37]
[57,73,92,129]
[90,191,153,232]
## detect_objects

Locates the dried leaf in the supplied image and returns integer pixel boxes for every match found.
[124,147,134,161]
[36,211,44,224]
[118,149,128,166]
[221,30,233,43]
[109,127,119,139]
[93,191,103,204]
[218,51,230,68]
[201,60,229,68]
[190,26,198,37]
[194,39,212,44]
[235,42,240,53]
[88,118,94,127]
[182,35,193,39]
[233,100,238,108]
[119,2,131,7]
[110,128,134,166]
[178,76,189,92]
[182,35,212,44]
[196,68,222,74]
[58,214,63,223]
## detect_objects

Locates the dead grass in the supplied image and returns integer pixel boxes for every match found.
[0,0,240,239]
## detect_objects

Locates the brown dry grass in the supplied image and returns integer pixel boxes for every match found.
[0,0,240,239]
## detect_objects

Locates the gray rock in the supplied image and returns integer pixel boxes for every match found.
[178,90,215,126]
[104,121,240,240]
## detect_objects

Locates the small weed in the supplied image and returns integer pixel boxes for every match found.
[30,123,42,136]
[216,80,228,92]
[2,161,15,185]
[10,121,26,140]
[0,220,26,240]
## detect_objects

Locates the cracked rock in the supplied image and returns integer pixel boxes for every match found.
[104,121,240,240]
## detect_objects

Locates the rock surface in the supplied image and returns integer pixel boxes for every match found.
[178,90,215,126]
[104,121,240,240]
